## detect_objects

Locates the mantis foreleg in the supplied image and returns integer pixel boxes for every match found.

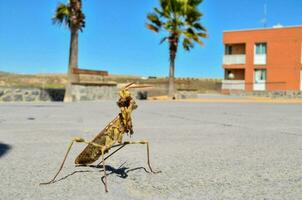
[97,140,161,174]
[123,140,161,174]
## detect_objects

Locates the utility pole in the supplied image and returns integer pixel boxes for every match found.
[261,0,268,28]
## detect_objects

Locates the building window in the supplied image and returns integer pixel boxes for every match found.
[255,43,267,55]
[253,69,266,91]
[254,69,266,81]
[225,45,232,55]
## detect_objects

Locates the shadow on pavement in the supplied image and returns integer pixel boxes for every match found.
[51,163,149,184]
[0,143,12,158]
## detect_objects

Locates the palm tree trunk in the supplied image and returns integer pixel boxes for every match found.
[64,28,79,102]
[168,37,178,98]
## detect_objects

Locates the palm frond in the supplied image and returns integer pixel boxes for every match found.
[185,9,202,25]
[154,7,164,16]
[193,37,204,46]
[146,24,160,32]
[183,27,204,46]
[159,37,168,44]
[52,3,70,26]
[77,12,85,31]
[159,0,170,16]
[183,27,195,37]
[147,13,162,28]
[53,1,85,31]
[193,23,206,32]
[197,32,207,38]
[188,0,203,7]
[183,37,194,51]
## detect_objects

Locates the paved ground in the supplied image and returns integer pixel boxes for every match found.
[1,101,302,200]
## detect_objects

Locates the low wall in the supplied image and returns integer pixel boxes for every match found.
[0,85,118,102]
[70,84,118,101]
[230,90,302,98]
[0,87,65,102]
[0,84,219,102]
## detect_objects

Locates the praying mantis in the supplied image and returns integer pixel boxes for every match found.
[40,82,160,192]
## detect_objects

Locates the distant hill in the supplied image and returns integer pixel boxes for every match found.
[0,71,12,75]
[0,71,222,92]
[0,72,67,88]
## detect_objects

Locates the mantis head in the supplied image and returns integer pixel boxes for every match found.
[117,83,138,111]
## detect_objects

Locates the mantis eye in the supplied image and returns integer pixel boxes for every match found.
[131,100,138,109]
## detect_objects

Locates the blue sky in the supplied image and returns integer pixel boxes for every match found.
[1,0,302,78]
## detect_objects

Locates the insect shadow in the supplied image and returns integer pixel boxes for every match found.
[0,143,12,158]
[52,162,149,185]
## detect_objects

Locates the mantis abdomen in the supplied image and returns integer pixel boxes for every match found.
[75,117,124,165]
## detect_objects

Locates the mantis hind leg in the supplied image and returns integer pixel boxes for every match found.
[39,137,93,185]
[101,148,109,192]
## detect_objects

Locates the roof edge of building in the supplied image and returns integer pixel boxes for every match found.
[223,25,302,33]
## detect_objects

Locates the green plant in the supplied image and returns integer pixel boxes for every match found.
[146,0,207,97]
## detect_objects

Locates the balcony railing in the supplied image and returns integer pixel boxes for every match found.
[223,55,246,65]
[254,54,266,65]
[221,80,245,90]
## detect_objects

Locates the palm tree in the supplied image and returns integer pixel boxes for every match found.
[53,0,85,102]
[146,0,207,97]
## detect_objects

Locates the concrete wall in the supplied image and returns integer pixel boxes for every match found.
[70,85,118,101]
[0,85,118,102]
[229,90,302,98]
[0,87,64,102]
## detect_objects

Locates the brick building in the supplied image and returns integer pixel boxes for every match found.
[221,25,302,93]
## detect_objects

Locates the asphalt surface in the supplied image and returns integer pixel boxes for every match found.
[1,101,302,200]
